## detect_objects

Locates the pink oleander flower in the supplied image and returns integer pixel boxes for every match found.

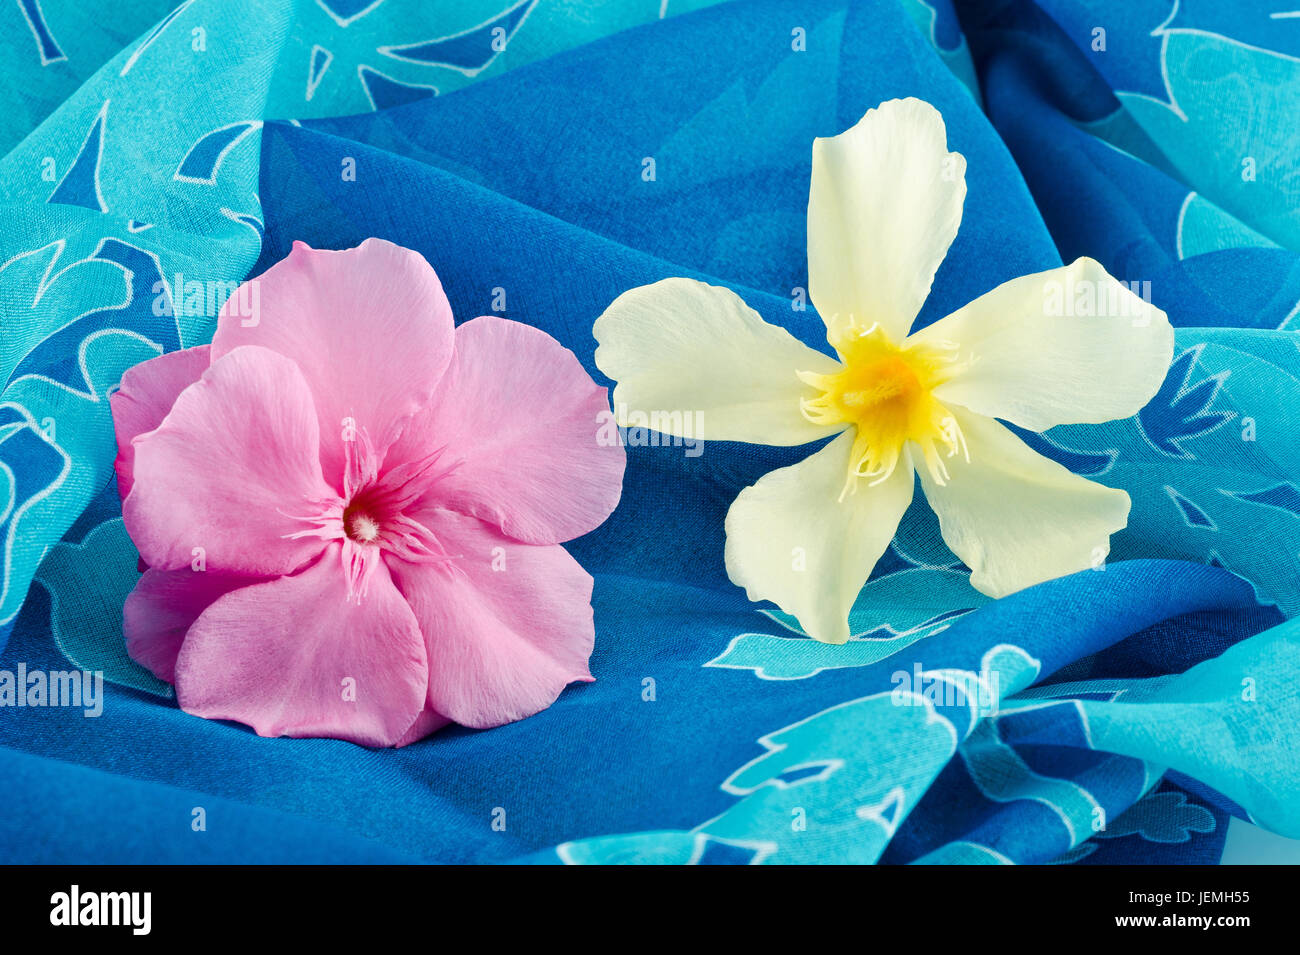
[111,239,625,747]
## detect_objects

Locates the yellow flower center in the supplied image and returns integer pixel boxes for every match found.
[799,323,969,499]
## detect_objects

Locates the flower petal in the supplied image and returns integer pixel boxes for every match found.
[387,508,595,729]
[918,407,1130,598]
[123,345,336,577]
[392,707,453,748]
[384,316,626,545]
[723,431,915,644]
[174,543,429,747]
[211,239,455,489]
[593,278,842,445]
[808,98,967,344]
[123,567,257,683]
[111,345,211,500]
[913,257,1174,431]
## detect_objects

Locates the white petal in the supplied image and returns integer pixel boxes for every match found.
[724,431,914,644]
[913,257,1174,431]
[593,277,843,445]
[918,408,1130,598]
[808,97,967,344]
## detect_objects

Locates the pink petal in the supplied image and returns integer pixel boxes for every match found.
[123,345,337,577]
[211,239,455,491]
[392,707,453,748]
[124,567,257,683]
[388,507,595,729]
[174,542,429,747]
[111,345,211,501]
[384,316,625,545]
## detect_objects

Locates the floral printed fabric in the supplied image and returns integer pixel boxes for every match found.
[0,0,1297,863]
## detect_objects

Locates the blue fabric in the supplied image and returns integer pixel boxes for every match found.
[1,0,1297,864]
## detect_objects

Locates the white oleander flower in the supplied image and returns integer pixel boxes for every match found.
[594,98,1173,643]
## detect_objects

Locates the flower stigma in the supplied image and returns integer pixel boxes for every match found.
[346,510,381,544]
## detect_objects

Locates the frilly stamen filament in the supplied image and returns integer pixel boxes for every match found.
[798,322,972,499]
[279,427,462,602]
